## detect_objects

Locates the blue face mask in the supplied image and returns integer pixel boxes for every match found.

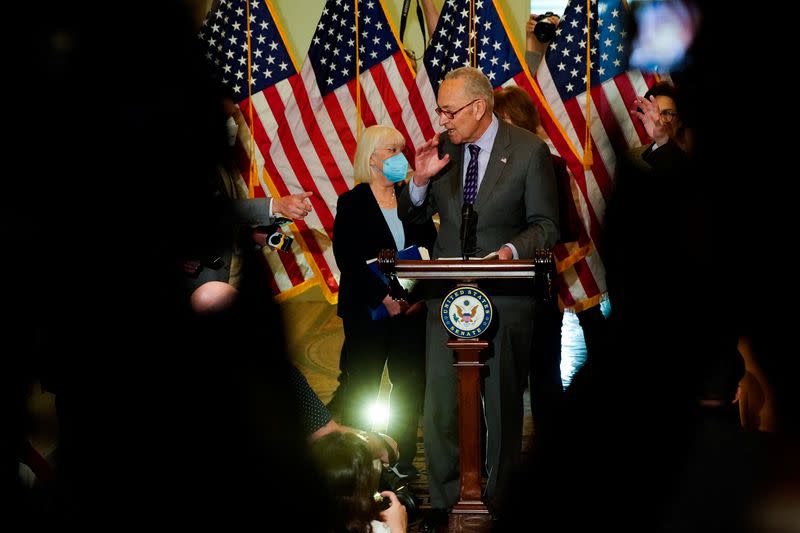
[381,152,409,183]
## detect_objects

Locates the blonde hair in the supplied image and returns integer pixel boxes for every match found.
[352,125,405,183]
[444,66,494,112]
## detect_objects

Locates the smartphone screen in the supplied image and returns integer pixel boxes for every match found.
[628,0,700,73]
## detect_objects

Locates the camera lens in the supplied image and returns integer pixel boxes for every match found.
[534,21,555,42]
[379,466,419,522]
[533,12,557,43]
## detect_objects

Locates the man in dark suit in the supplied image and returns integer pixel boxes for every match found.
[397,66,559,520]
[182,96,315,291]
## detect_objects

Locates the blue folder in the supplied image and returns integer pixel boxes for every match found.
[366,245,424,320]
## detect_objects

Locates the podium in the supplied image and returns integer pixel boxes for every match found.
[378,250,555,532]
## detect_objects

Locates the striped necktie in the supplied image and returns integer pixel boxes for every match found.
[463,144,480,205]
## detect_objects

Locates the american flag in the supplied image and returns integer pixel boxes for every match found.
[418,0,530,94]
[264,0,435,302]
[533,0,658,310]
[418,0,655,311]
[416,0,598,310]
[199,0,319,300]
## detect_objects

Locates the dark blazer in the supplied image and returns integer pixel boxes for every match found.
[184,167,274,290]
[397,118,559,259]
[551,154,582,244]
[333,182,436,319]
[605,138,692,305]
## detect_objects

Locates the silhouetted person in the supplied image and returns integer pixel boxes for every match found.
[311,432,409,533]
[661,345,775,533]
[17,2,331,528]
[496,2,799,531]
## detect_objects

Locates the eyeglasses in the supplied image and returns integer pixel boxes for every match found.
[434,99,480,120]
[660,110,679,123]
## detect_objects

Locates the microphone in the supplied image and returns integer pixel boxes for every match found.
[437,131,449,160]
[460,203,474,260]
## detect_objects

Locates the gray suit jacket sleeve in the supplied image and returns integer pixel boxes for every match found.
[397,180,437,224]
[510,136,559,257]
[226,198,273,226]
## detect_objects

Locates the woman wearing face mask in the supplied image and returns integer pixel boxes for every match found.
[332,125,437,479]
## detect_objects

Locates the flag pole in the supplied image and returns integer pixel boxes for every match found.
[245,0,258,197]
[355,0,362,141]
[582,0,593,169]
[469,0,476,67]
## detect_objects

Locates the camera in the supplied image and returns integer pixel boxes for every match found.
[267,231,293,252]
[532,11,557,42]
[378,465,418,521]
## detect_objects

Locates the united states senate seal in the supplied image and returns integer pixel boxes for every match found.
[440,287,492,339]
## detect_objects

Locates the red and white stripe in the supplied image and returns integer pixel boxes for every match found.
[231,75,319,299]
[416,41,654,309]
[529,65,657,308]
[258,50,437,302]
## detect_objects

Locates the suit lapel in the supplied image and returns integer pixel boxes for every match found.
[474,120,510,210]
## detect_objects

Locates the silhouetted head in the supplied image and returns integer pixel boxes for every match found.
[190,281,239,315]
[494,85,540,134]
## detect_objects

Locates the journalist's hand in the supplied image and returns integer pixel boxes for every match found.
[526,13,560,54]
[251,229,269,248]
[273,191,314,219]
[378,491,408,533]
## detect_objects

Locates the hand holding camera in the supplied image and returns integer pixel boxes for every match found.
[267,231,293,252]
[375,490,409,532]
[378,466,418,524]
[252,222,294,253]
[531,11,558,42]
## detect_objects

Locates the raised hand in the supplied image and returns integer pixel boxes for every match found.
[273,191,314,219]
[412,134,450,186]
[631,95,669,146]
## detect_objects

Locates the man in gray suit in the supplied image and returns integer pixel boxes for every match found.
[397,67,559,519]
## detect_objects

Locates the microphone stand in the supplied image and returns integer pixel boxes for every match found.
[460,203,473,261]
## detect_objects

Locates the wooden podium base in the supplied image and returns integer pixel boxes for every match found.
[449,502,492,533]
[447,337,492,532]
[376,252,556,533]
